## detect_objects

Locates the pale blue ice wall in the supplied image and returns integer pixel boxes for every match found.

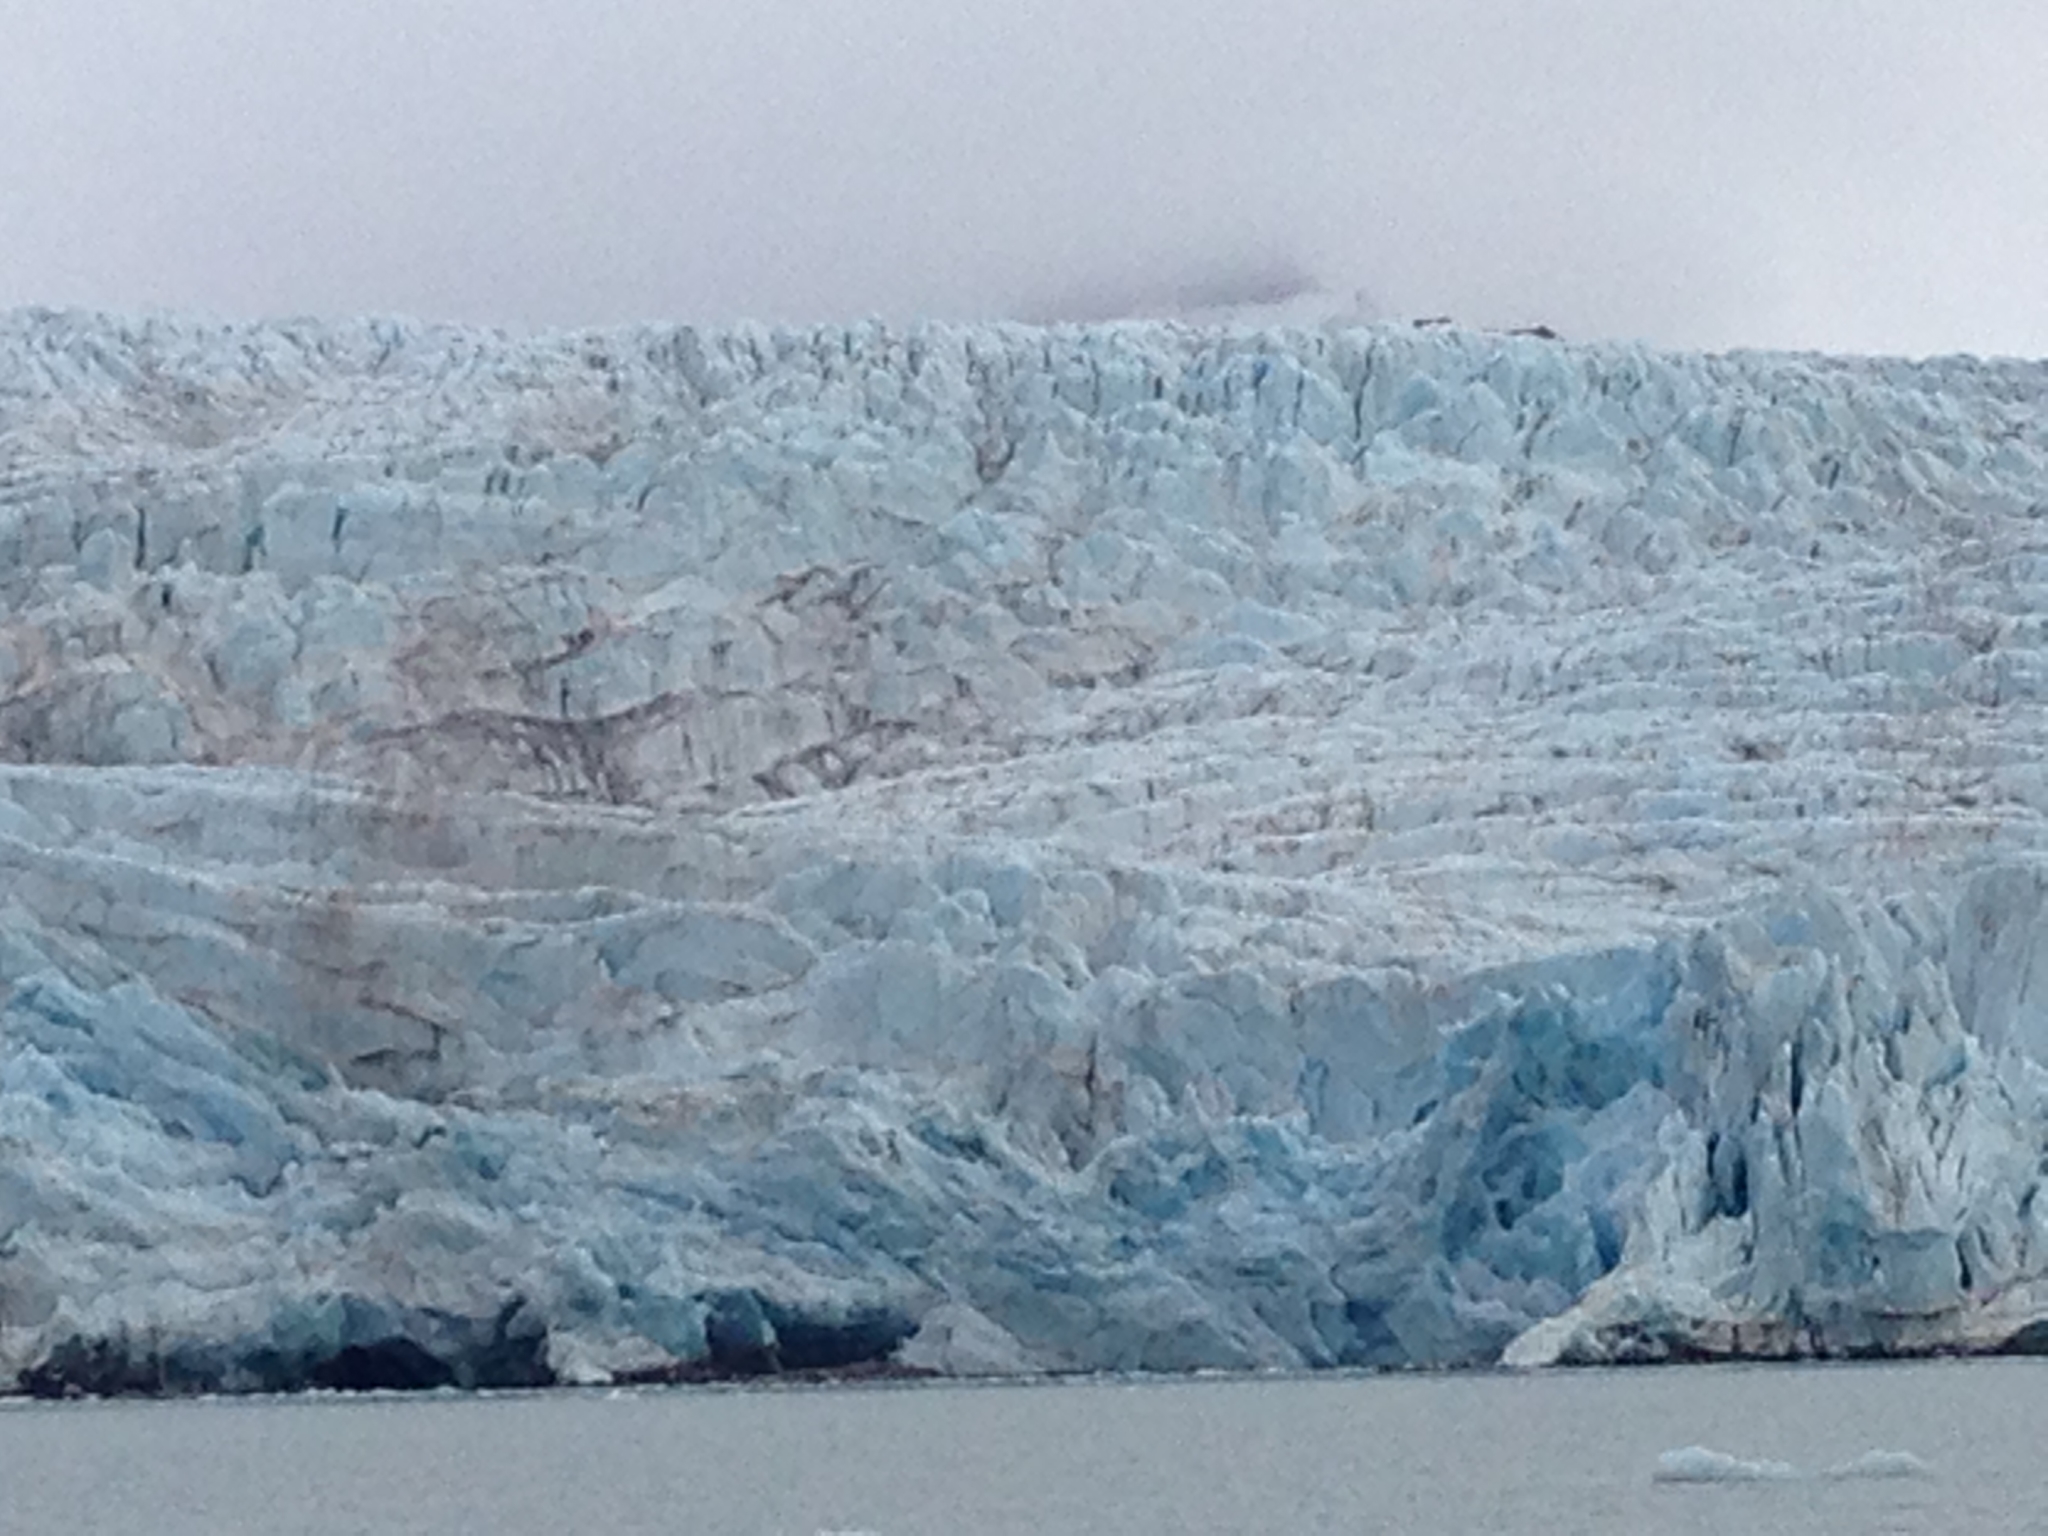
[3,313,2048,1387]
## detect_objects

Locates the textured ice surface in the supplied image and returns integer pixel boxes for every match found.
[5,309,2048,1390]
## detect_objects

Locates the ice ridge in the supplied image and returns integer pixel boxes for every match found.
[4,310,2048,1390]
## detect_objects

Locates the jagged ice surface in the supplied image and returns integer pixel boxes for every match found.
[4,310,2048,1389]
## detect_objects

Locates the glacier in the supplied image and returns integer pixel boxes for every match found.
[4,308,2048,1391]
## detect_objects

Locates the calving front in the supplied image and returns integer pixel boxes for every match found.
[2,311,2047,1391]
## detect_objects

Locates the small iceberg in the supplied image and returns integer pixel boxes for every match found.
[1655,1446,1934,1485]
[1652,1447,1800,1484]
[1823,1450,1933,1481]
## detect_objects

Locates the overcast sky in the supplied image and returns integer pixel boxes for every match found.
[2,1,2043,356]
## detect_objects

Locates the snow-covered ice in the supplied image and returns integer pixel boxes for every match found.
[5,308,2048,1390]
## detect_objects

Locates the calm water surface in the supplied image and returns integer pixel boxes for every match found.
[0,1358,2038,1534]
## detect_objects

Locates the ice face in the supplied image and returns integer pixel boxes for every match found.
[4,309,2048,1389]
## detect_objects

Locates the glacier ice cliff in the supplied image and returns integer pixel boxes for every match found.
[5,309,2048,1390]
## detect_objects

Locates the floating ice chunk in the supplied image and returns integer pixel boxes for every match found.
[1823,1450,1932,1481]
[1653,1445,1931,1485]
[1652,1446,1800,1484]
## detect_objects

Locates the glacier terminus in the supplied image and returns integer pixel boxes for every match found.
[4,309,2048,1392]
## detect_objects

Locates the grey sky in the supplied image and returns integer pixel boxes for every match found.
[2,1,2043,356]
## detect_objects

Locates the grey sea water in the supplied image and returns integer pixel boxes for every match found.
[0,1358,2037,1535]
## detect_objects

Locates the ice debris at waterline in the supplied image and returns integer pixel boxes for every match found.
[4,310,2048,1394]
[1652,1447,1800,1484]
[1652,1447,1932,1484]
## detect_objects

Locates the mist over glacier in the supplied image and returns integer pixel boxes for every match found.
[3,309,2048,1391]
